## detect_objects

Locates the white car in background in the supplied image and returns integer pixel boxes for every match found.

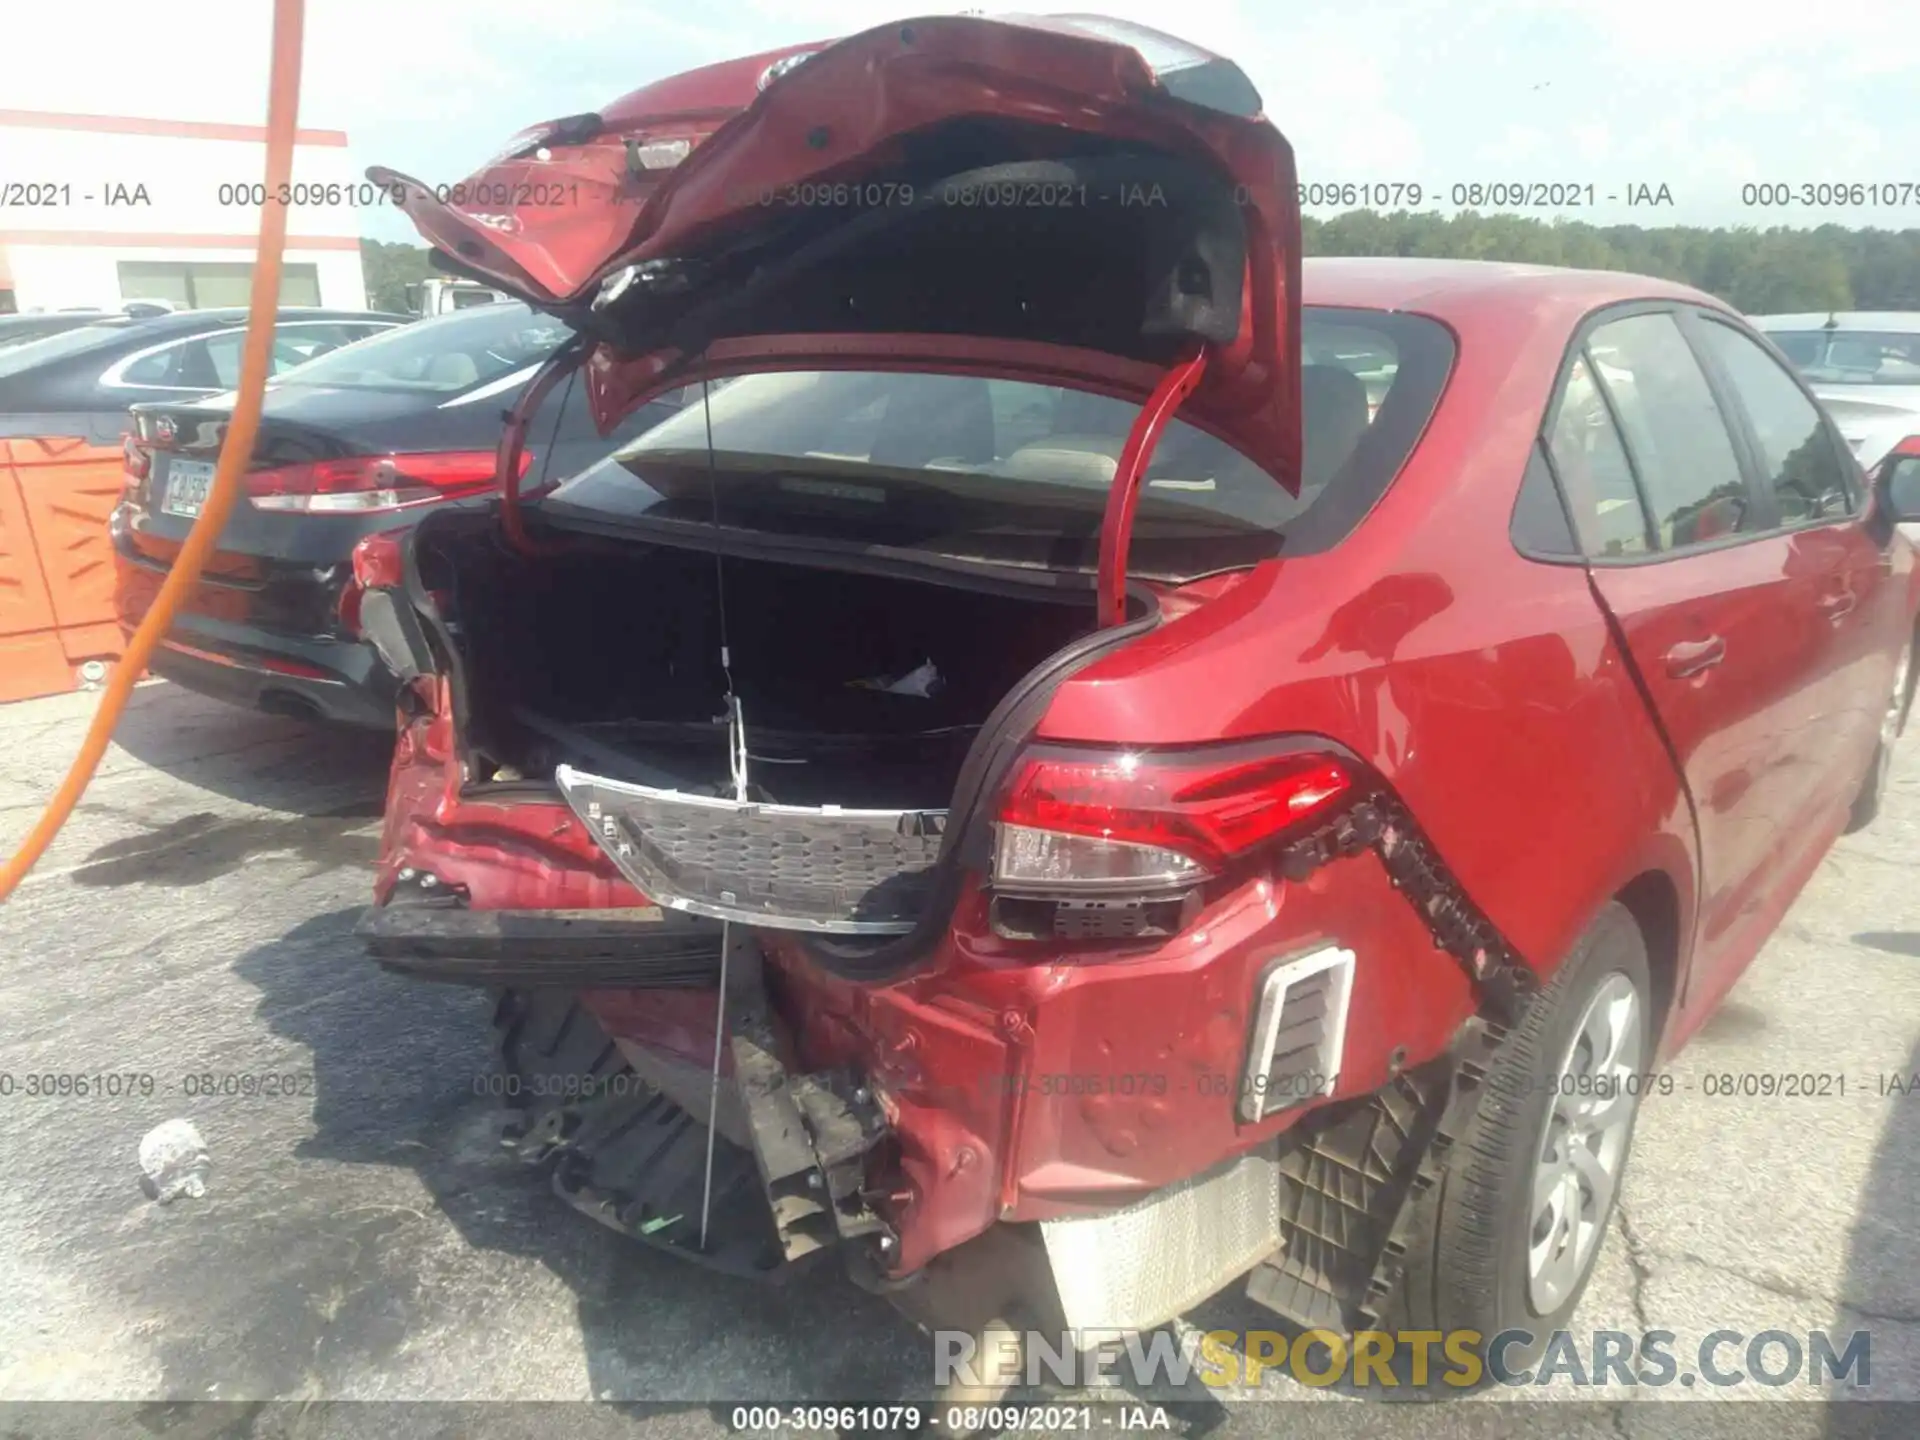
[1748,311,1920,469]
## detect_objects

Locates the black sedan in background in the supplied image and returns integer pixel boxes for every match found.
[0,311,120,355]
[113,301,685,727]
[0,306,404,443]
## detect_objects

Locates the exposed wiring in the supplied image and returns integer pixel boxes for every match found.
[0,0,305,902]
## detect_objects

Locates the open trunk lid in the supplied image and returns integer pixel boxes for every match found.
[363,16,1306,946]
[370,13,1302,485]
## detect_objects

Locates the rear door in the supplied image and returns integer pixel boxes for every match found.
[1544,306,1818,1007]
[1684,313,1901,815]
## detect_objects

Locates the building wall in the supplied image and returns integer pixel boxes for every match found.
[0,112,371,311]
[2,245,367,312]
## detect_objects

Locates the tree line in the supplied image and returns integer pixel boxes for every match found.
[364,214,1920,318]
[1302,211,1920,315]
[360,239,437,315]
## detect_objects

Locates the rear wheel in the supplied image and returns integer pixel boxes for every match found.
[1848,640,1914,833]
[1391,902,1653,1378]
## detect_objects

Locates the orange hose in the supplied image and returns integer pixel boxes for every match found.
[0,0,305,902]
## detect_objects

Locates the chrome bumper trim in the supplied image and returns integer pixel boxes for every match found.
[554,763,947,934]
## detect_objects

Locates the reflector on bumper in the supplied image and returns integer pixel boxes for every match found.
[554,764,948,934]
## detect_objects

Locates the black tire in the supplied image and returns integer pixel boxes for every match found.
[1848,640,1915,833]
[1390,902,1653,1378]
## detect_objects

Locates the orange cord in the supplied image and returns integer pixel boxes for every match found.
[0,0,305,902]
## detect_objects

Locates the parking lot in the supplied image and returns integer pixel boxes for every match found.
[0,681,1917,1438]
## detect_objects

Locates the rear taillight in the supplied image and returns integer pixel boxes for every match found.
[122,437,151,493]
[247,450,531,514]
[993,743,1352,895]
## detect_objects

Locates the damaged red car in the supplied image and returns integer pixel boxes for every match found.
[350,12,1920,1393]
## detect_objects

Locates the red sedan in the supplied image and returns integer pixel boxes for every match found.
[350,13,1920,1391]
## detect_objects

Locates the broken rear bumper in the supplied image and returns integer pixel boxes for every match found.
[374,778,1495,1307]
[357,896,725,986]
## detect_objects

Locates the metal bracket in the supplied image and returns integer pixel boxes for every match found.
[722,936,895,1263]
[1247,791,1541,1332]
[1280,795,1538,1025]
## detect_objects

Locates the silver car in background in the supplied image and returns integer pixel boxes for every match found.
[1749,311,1920,469]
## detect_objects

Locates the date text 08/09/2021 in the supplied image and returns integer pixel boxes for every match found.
[0,180,591,209]
[728,1405,1171,1434]
[0,1072,319,1100]
[15,178,1920,213]
[713,179,1680,212]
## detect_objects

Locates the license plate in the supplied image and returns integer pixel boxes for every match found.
[160,459,216,519]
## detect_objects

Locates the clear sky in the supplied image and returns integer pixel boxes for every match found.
[13,0,1920,244]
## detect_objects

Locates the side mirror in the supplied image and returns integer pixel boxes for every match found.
[1884,454,1920,523]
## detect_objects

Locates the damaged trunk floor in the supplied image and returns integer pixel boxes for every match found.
[3,685,1920,1430]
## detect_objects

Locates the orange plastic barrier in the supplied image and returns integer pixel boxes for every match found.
[0,435,127,704]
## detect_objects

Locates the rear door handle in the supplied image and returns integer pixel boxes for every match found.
[1664,636,1726,678]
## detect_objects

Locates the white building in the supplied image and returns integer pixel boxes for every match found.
[0,109,371,314]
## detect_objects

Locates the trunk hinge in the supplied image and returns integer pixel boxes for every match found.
[1096,344,1210,628]
[496,335,590,557]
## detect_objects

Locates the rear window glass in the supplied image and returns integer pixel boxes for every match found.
[0,315,103,355]
[0,320,137,379]
[271,302,570,394]
[1760,329,1920,386]
[542,308,1455,580]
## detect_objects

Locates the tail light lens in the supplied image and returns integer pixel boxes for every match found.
[122,437,151,492]
[247,449,531,514]
[993,743,1352,894]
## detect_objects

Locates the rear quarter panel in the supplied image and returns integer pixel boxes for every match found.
[1037,294,1698,1022]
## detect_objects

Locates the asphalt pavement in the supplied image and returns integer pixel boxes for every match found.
[0,681,1916,1440]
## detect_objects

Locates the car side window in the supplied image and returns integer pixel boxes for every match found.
[1545,351,1652,557]
[1692,319,1857,523]
[203,332,319,386]
[1511,439,1581,557]
[114,324,377,391]
[273,322,373,365]
[118,335,236,389]
[1585,312,1756,551]
[117,340,200,387]
[202,333,246,387]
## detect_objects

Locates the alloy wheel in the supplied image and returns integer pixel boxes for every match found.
[1526,971,1643,1313]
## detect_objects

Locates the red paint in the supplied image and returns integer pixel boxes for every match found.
[349,531,407,591]
[496,344,584,558]
[1097,345,1211,627]
[367,29,1920,1279]
[373,15,1301,482]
